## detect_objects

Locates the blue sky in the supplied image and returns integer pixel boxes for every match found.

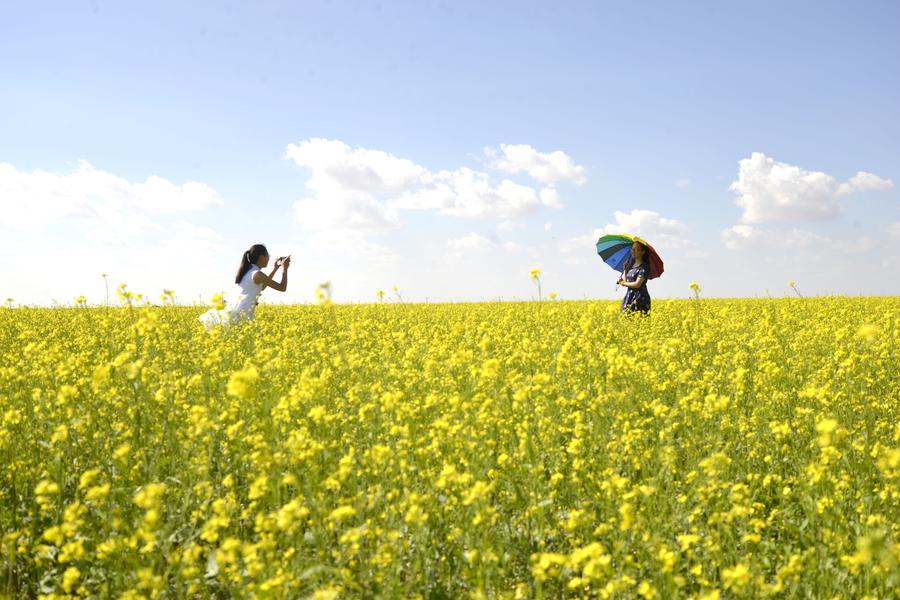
[2,0,898,304]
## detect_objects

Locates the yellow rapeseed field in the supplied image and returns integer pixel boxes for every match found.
[1,296,898,598]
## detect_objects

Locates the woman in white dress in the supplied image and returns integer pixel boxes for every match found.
[199,244,291,330]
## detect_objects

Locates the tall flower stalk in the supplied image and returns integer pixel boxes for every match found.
[530,268,542,301]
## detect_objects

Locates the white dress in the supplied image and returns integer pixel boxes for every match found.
[199,265,265,330]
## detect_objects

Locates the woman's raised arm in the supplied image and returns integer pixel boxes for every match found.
[253,257,290,291]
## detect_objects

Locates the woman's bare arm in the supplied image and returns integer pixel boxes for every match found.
[254,270,285,291]
[253,257,290,291]
[266,262,280,282]
[620,276,646,289]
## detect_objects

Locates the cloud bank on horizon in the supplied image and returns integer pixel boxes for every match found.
[1,140,895,305]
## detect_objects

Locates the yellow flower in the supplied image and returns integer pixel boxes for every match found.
[404,503,428,526]
[530,552,567,582]
[34,480,59,511]
[656,546,676,572]
[316,281,333,305]
[59,539,86,563]
[816,418,838,447]
[42,526,65,546]
[462,481,493,506]
[328,505,356,522]
[856,324,878,342]
[637,580,656,599]
[676,534,700,551]
[618,501,633,530]
[34,480,59,496]
[312,587,341,600]
[227,364,259,398]
[62,566,80,593]
[210,292,226,311]
[134,483,167,512]
[276,499,310,532]
[113,443,131,460]
[722,563,751,592]
[248,475,268,500]
[78,469,101,490]
[307,405,326,422]
[50,424,68,444]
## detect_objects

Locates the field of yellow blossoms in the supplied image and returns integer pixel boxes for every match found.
[1,296,898,599]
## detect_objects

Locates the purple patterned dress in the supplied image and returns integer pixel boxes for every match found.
[621,262,651,313]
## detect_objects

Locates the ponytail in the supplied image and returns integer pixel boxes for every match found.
[235,244,268,284]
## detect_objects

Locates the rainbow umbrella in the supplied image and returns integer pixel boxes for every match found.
[595,233,664,279]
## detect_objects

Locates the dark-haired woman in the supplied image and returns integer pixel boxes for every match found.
[199,244,291,330]
[618,241,650,314]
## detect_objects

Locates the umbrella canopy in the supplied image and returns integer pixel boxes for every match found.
[596,233,664,279]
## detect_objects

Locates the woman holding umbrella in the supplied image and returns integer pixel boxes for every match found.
[617,241,651,314]
[595,233,663,314]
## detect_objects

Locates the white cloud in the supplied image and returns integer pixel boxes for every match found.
[293,191,400,232]
[285,138,428,193]
[489,144,587,184]
[544,222,552,231]
[597,209,692,249]
[0,160,223,227]
[394,169,564,219]
[497,220,524,231]
[162,220,228,254]
[287,139,579,230]
[448,232,495,252]
[675,177,691,188]
[305,228,398,265]
[447,232,521,257]
[132,177,224,214]
[539,186,562,208]
[0,160,228,304]
[721,224,875,253]
[286,139,411,231]
[722,153,894,261]
[887,221,900,239]
[558,230,603,258]
[837,171,894,196]
[729,152,893,224]
[558,209,693,265]
[720,224,763,249]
